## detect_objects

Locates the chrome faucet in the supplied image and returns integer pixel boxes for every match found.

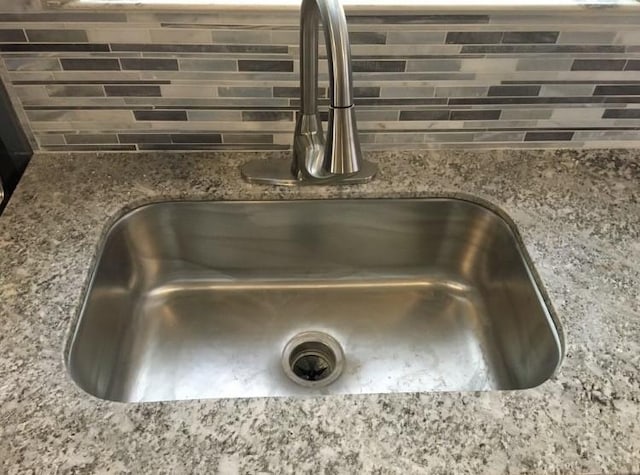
[241,0,377,186]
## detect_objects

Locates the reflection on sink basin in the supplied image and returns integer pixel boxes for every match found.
[67,199,563,402]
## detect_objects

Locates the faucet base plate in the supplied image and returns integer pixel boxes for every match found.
[241,158,377,186]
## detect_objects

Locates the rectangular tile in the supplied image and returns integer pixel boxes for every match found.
[353,60,405,73]
[571,59,627,71]
[346,14,490,24]
[118,133,172,144]
[461,45,625,54]
[516,59,573,72]
[540,84,595,97]
[349,32,386,45]
[450,110,501,120]
[160,85,217,98]
[238,60,293,72]
[212,30,272,45]
[399,110,449,121]
[550,108,606,121]
[380,86,434,98]
[386,32,445,45]
[86,29,151,44]
[502,31,558,44]
[150,29,211,44]
[112,44,288,54]
[60,58,120,71]
[218,87,272,98]
[171,133,222,144]
[446,32,502,44]
[134,110,187,121]
[0,29,26,42]
[0,12,128,22]
[120,58,179,71]
[178,59,237,72]
[488,85,540,97]
[242,111,293,121]
[558,31,617,44]
[472,131,525,142]
[594,85,640,95]
[3,57,60,71]
[524,131,575,141]
[354,87,380,98]
[43,144,137,152]
[500,109,553,120]
[46,85,105,97]
[624,61,640,71]
[26,29,88,43]
[105,85,162,97]
[435,86,487,98]
[222,134,273,144]
[64,134,118,144]
[0,43,109,52]
[406,59,461,72]
[187,110,243,121]
[602,109,640,119]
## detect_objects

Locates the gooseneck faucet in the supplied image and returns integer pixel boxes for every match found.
[241,0,377,185]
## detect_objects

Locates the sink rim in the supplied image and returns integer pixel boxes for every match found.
[65,195,566,401]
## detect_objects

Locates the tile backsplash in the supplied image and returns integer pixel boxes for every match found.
[1,7,640,152]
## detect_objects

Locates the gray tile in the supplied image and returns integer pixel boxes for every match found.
[3,57,60,71]
[516,58,572,72]
[450,110,501,120]
[118,133,171,144]
[502,31,558,44]
[386,31,445,45]
[349,32,386,45]
[571,59,627,71]
[0,12,127,22]
[594,85,640,95]
[121,58,179,71]
[212,30,272,44]
[380,86,434,98]
[160,85,217,98]
[43,144,137,152]
[461,45,625,54]
[112,43,288,54]
[171,133,222,144]
[500,109,553,120]
[354,110,399,121]
[602,109,640,119]
[354,87,380,98]
[60,58,120,71]
[46,85,105,97]
[423,132,475,142]
[0,29,26,42]
[242,111,293,121]
[150,29,211,44]
[558,31,617,44]
[488,85,540,97]
[347,14,489,24]
[399,110,449,121]
[87,29,151,44]
[406,59,461,72]
[178,59,237,72]
[218,87,272,98]
[238,60,293,72]
[625,61,640,71]
[539,84,595,97]
[134,110,187,121]
[375,133,424,144]
[64,134,118,144]
[524,131,574,141]
[473,131,525,142]
[222,133,273,144]
[187,110,243,121]
[353,60,405,72]
[105,85,162,97]
[446,32,502,44]
[435,86,487,98]
[26,29,88,43]
[36,134,65,146]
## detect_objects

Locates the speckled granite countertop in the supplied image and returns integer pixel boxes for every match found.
[0,149,638,474]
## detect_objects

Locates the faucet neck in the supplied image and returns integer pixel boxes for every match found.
[300,0,354,114]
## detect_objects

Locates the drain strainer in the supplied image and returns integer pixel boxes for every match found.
[282,331,345,388]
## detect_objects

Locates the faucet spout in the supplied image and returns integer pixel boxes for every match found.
[240,0,377,186]
[293,0,362,180]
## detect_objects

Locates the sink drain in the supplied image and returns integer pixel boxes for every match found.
[282,331,345,388]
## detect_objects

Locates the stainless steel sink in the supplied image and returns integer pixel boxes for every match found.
[67,199,563,403]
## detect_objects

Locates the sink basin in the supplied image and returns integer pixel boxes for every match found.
[68,199,563,402]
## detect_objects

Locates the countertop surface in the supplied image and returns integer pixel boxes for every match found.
[0,149,638,474]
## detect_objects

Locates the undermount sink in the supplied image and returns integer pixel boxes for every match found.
[67,199,563,403]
